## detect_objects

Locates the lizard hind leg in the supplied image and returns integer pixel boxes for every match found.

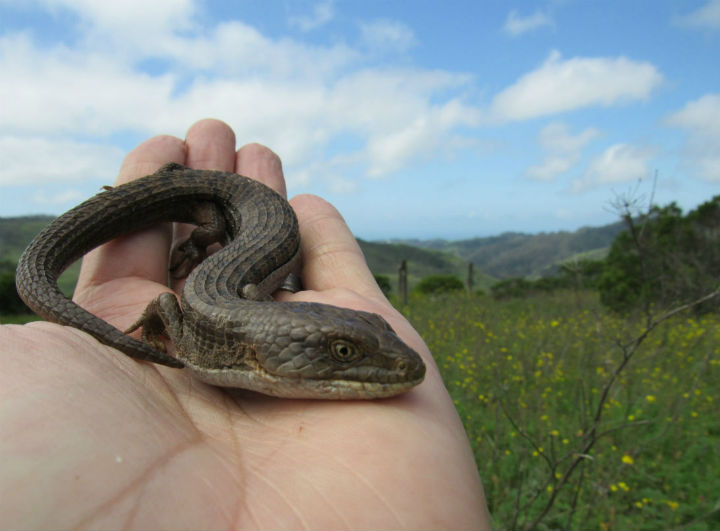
[169,201,228,279]
[124,292,184,352]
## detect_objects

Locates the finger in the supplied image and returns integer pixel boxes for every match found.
[76,134,187,291]
[170,120,239,287]
[289,193,384,301]
[184,118,237,172]
[236,142,286,198]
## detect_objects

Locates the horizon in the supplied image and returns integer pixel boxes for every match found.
[1,1,719,240]
[0,208,633,244]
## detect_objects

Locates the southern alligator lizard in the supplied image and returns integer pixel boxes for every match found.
[15,163,425,399]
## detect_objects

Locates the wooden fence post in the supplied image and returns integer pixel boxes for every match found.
[467,262,474,293]
[398,259,408,305]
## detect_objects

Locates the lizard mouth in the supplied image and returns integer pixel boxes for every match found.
[180,358,425,399]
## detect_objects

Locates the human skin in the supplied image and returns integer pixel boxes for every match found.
[0,118,491,529]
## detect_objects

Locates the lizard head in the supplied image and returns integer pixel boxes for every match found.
[191,301,426,399]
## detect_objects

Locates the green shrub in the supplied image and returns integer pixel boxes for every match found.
[490,277,531,299]
[0,272,29,314]
[415,274,464,295]
[374,274,391,295]
[599,196,720,314]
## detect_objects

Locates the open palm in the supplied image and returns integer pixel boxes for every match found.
[0,120,488,529]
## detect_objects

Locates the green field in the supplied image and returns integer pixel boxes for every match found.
[5,288,718,529]
[400,290,720,530]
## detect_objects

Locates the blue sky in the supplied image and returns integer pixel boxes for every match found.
[1,1,719,239]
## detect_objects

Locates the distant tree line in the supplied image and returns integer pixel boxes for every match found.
[489,195,720,314]
[3,196,718,317]
[379,194,719,313]
[0,261,29,314]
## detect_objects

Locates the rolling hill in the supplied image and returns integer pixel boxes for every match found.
[1,215,624,296]
[392,221,625,279]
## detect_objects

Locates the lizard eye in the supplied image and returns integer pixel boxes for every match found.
[330,340,359,362]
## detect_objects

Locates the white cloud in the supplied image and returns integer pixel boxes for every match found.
[360,19,417,53]
[37,0,196,30]
[665,93,720,181]
[527,122,599,181]
[30,0,198,58]
[527,156,575,181]
[675,0,720,29]
[0,5,479,190]
[0,2,671,201]
[490,51,663,122]
[326,176,356,194]
[537,122,600,153]
[571,143,654,192]
[665,93,720,136]
[31,189,85,205]
[503,9,554,36]
[141,21,356,81]
[0,135,124,186]
[341,78,480,176]
[288,0,335,32]
[0,33,176,135]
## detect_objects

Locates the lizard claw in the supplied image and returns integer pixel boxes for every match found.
[170,239,206,278]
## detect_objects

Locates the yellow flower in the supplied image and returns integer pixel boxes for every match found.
[610,484,618,492]
[646,395,656,403]
[635,501,643,509]
[618,482,630,491]
[622,455,635,465]
[551,320,559,327]
[550,429,560,437]
[665,500,679,510]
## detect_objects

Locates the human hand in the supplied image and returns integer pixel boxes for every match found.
[0,119,489,529]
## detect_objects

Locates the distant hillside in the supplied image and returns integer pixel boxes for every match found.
[0,215,79,296]
[0,216,492,295]
[394,221,625,279]
[357,239,495,292]
[1,216,624,295]
[0,215,54,262]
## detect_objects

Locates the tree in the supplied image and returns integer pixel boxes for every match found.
[599,195,720,314]
[0,272,29,315]
[558,259,604,290]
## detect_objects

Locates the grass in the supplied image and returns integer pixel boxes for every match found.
[0,313,41,324]
[4,288,718,528]
[400,290,720,530]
